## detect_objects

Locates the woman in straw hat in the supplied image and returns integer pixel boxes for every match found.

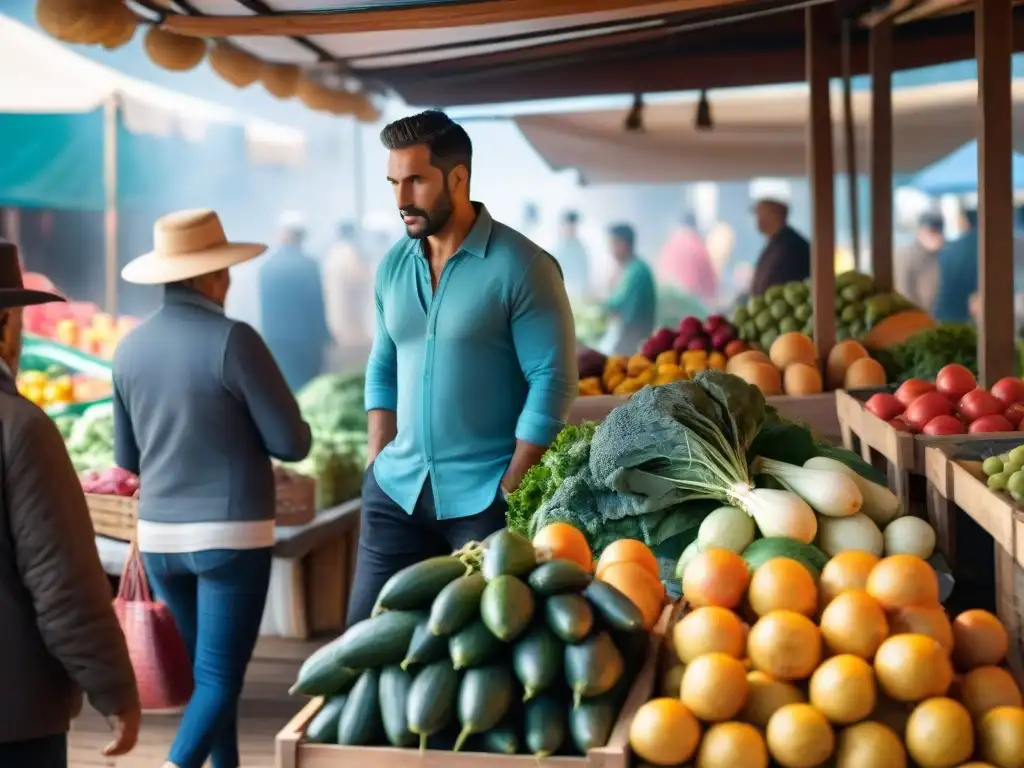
[0,240,140,767]
[112,210,311,768]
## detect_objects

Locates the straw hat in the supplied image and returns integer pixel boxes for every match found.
[121,209,266,285]
[0,240,65,310]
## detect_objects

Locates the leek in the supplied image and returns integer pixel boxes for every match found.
[754,457,862,518]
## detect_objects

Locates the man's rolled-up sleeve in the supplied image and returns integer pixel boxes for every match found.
[510,251,579,446]
[365,271,398,412]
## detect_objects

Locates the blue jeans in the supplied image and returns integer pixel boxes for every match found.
[0,733,66,767]
[143,548,272,768]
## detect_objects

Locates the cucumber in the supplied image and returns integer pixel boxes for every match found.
[379,665,417,748]
[449,619,504,670]
[428,572,486,636]
[512,623,563,700]
[453,663,515,751]
[402,616,449,671]
[569,689,618,753]
[528,560,593,595]
[373,556,469,614]
[583,580,644,632]
[545,594,594,644]
[406,658,461,750]
[290,644,360,696]
[474,717,520,754]
[304,693,348,744]
[525,693,567,757]
[482,530,537,581]
[337,668,382,746]
[295,610,420,684]
[481,575,535,642]
[565,631,624,707]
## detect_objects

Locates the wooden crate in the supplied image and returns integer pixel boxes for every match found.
[924,443,1024,687]
[275,606,672,768]
[85,493,137,541]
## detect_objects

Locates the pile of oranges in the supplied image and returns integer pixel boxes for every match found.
[629,548,1024,767]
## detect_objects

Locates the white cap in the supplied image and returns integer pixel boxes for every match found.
[279,210,305,231]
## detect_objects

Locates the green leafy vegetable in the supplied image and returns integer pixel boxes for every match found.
[878,324,1024,384]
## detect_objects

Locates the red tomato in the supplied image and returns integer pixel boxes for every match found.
[968,414,1015,434]
[923,415,966,435]
[904,392,954,430]
[1005,403,1024,427]
[894,379,936,407]
[935,364,977,402]
[990,377,1024,407]
[865,393,905,422]
[958,388,1004,422]
[889,417,915,433]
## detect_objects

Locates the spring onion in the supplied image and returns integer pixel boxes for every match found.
[729,485,818,544]
[697,505,757,554]
[803,455,902,527]
[817,512,884,557]
[754,457,862,518]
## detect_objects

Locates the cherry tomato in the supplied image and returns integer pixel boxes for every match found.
[904,392,954,431]
[935,364,976,402]
[894,379,936,407]
[958,388,1004,422]
[865,393,904,422]
[990,377,1024,407]
[923,415,966,435]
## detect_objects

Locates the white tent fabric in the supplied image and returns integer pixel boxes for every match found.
[0,14,305,165]
[513,80,1024,184]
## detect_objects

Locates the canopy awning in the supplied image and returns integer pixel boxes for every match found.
[511,79,1024,183]
[910,139,1024,195]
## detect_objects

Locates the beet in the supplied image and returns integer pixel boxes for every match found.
[672,334,691,352]
[577,347,607,379]
[710,326,736,351]
[703,315,727,334]
[641,327,677,359]
[679,316,703,337]
[687,335,710,351]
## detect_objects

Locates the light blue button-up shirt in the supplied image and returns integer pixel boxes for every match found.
[365,204,578,520]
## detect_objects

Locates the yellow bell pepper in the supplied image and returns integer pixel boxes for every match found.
[578,377,604,397]
[612,377,645,396]
[654,349,679,368]
[633,368,654,386]
[626,354,653,377]
[681,350,708,365]
[657,363,683,378]
[605,371,627,392]
[708,352,727,371]
[605,355,628,373]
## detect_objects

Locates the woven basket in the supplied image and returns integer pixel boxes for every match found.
[86,493,138,541]
[275,471,316,527]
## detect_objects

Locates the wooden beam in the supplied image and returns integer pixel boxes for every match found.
[160,0,749,37]
[841,18,861,271]
[860,0,915,27]
[896,0,973,24]
[977,0,1015,386]
[869,19,894,291]
[807,4,837,360]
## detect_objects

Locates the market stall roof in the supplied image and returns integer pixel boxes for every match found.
[510,79,1024,183]
[910,140,1024,195]
[0,14,304,163]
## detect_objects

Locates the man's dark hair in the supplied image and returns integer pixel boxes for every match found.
[380,110,472,178]
[757,198,790,220]
[918,211,944,234]
[563,210,580,225]
[609,223,635,250]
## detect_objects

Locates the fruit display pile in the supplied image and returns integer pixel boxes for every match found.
[981,444,1024,502]
[290,526,666,755]
[864,364,1024,435]
[732,271,927,351]
[14,366,110,410]
[630,549,1024,767]
[79,466,138,496]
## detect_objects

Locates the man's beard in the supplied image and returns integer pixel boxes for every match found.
[400,187,454,240]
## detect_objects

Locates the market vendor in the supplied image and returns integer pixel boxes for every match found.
[750,198,811,296]
[349,111,578,624]
[598,223,657,357]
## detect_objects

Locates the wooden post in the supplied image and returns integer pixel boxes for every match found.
[841,18,861,270]
[870,19,894,292]
[807,5,836,360]
[976,0,1014,386]
[103,96,119,316]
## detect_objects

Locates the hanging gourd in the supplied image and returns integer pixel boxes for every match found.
[208,42,263,88]
[143,26,206,72]
[260,62,301,99]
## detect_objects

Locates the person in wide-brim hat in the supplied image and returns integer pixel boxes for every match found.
[0,239,65,310]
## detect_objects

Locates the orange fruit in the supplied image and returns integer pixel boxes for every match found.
[747,610,822,682]
[819,590,889,660]
[673,606,747,663]
[747,558,818,617]
[819,550,881,607]
[905,697,974,768]
[957,666,1023,720]
[628,698,702,766]
[596,538,659,581]
[533,522,592,571]
[766,703,835,768]
[887,605,954,654]
[739,670,806,729]
[598,561,665,631]
[874,634,953,702]
[866,555,939,611]
[809,655,877,725]
[951,610,1009,671]
[977,705,1024,768]
[835,721,907,768]
[680,653,750,722]
[696,721,768,768]
[682,549,750,610]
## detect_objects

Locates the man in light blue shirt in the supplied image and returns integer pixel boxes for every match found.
[349,111,577,624]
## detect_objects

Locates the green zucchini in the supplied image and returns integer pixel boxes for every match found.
[304,693,348,744]
[569,689,618,753]
[406,658,461,750]
[480,575,535,642]
[449,619,504,670]
[583,580,644,632]
[474,718,520,754]
[337,668,382,745]
[379,665,417,748]
[528,560,593,595]
[545,593,594,644]
[453,663,515,751]
[524,693,567,757]
[565,631,624,707]
[481,530,537,581]
[373,556,469,614]
[428,572,486,636]
[401,616,449,671]
[512,623,563,701]
[305,610,421,673]
[290,644,360,696]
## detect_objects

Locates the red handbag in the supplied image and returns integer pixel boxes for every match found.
[112,542,193,712]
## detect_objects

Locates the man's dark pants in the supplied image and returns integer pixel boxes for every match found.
[346,467,507,626]
[0,733,67,767]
